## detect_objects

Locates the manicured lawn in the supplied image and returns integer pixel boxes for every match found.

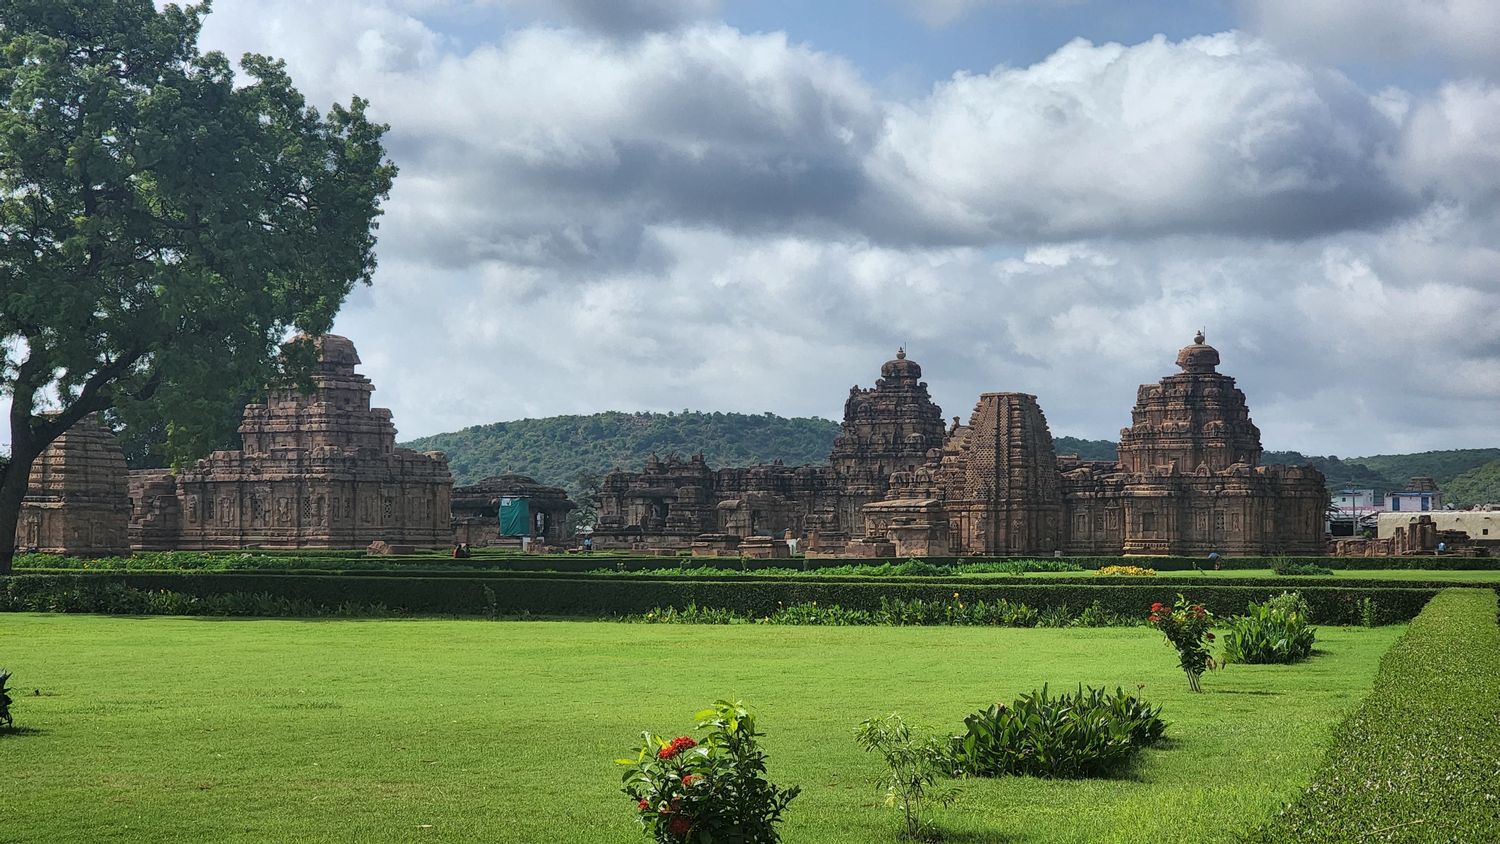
[1,615,1403,843]
[1004,568,1500,583]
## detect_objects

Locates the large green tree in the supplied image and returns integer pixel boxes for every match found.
[0,0,396,571]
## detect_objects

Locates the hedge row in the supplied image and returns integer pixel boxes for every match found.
[19,566,1489,593]
[19,551,1496,574]
[1250,588,1500,842]
[0,571,1441,625]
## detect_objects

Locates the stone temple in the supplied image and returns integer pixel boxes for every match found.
[592,348,945,551]
[129,335,453,550]
[597,334,1327,556]
[14,415,131,556]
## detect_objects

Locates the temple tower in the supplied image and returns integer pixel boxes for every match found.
[17,415,130,556]
[1118,330,1262,474]
[829,348,946,534]
[950,393,1063,555]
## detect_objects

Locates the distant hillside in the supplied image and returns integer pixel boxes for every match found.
[1346,449,1500,488]
[1054,436,1117,461]
[1264,449,1500,504]
[1263,452,1396,492]
[1440,459,1500,507]
[401,411,841,489]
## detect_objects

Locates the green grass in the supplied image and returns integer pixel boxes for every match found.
[1251,588,1500,843]
[1004,568,1500,583]
[0,615,1403,843]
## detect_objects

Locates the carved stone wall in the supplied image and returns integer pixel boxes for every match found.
[130,335,453,550]
[17,416,130,556]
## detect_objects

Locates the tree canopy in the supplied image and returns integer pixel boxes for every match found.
[0,0,396,569]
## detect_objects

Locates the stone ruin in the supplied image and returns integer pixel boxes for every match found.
[14,415,131,557]
[596,334,1328,557]
[129,335,453,550]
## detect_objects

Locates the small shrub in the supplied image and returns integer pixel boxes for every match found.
[0,668,13,729]
[1071,600,1133,628]
[1274,563,1334,576]
[637,604,745,625]
[1149,595,1217,692]
[1095,565,1156,577]
[853,713,958,841]
[768,602,872,626]
[1358,597,1377,628]
[1036,605,1075,627]
[1221,592,1316,665]
[946,685,1166,778]
[619,700,800,843]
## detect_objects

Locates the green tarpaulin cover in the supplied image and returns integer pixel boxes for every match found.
[498,497,530,537]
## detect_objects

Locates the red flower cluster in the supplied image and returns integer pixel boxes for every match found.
[638,799,650,810]
[1148,602,1166,623]
[657,735,698,760]
[681,774,699,787]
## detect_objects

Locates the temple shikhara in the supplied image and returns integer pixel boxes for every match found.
[128,335,453,550]
[15,415,131,557]
[595,333,1327,556]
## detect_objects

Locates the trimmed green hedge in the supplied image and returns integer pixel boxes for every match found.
[0,571,1440,625]
[17,567,1487,593]
[19,550,1497,574]
[1250,588,1500,842]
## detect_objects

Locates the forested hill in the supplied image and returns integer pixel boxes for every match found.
[400,411,841,488]
[1262,449,1500,505]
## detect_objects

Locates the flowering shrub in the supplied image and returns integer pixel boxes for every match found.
[1149,595,1217,692]
[619,700,800,843]
[1095,565,1157,577]
[1221,592,1316,664]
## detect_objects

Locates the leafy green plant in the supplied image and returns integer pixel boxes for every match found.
[1072,600,1131,628]
[0,667,13,729]
[984,559,1086,575]
[1036,605,1075,627]
[853,713,959,841]
[637,604,745,625]
[1358,596,1377,628]
[1149,595,1217,692]
[619,700,800,843]
[1274,563,1334,576]
[945,685,1166,779]
[1221,592,1317,664]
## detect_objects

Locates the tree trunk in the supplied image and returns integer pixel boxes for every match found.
[0,445,40,575]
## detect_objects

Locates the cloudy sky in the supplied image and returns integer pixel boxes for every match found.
[29,0,1500,457]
